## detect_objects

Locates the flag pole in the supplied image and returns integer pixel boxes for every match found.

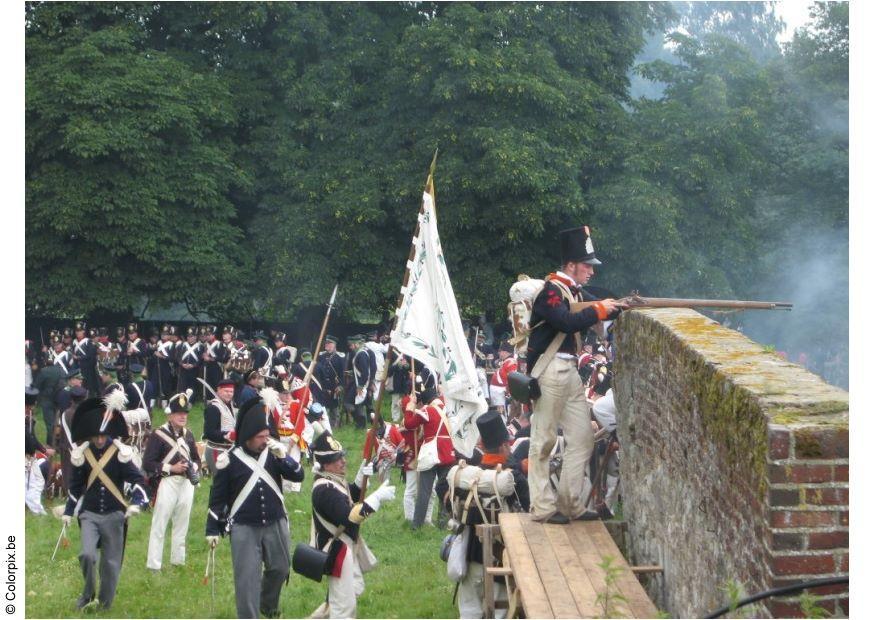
[360,152,438,500]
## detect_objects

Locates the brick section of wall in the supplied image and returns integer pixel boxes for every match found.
[614,309,848,618]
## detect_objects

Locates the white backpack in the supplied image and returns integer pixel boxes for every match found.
[506,275,550,356]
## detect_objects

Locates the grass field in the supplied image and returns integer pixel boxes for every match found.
[26,402,457,618]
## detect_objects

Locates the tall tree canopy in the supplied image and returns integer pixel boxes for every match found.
[25,0,848,353]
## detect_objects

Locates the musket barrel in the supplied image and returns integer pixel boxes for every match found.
[635,297,793,310]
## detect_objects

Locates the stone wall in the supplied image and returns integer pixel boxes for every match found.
[613,309,848,618]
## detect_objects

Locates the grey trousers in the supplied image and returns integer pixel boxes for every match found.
[230,519,290,618]
[413,465,450,528]
[78,511,126,609]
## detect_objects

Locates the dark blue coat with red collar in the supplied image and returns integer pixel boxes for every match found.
[526,275,620,370]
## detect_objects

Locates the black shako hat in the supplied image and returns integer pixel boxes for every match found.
[559,225,601,266]
[311,425,346,465]
[234,396,271,445]
[476,410,509,452]
[71,393,129,443]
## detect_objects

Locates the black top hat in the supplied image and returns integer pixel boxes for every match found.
[87,327,99,338]
[166,390,193,414]
[127,322,139,334]
[274,331,287,343]
[71,394,129,443]
[559,225,601,266]
[476,410,509,452]
[25,386,39,406]
[74,321,87,333]
[223,324,236,335]
[186,325,198,337]
[161,324,171,336]
[115,326,126,338]
[234,397,271,445]
[63,327,74,338]
[311,426,346,465]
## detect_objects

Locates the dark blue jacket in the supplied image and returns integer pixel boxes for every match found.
[206,447,304,535]
[527,279,620,370]
[63,442,149,516]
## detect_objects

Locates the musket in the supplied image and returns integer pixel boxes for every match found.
[570,294,792,313]
[294,284,339,438]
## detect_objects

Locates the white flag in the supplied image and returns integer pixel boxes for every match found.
[390,186,488,456]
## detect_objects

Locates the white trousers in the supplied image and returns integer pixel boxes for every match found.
[25,458,47,515]
[146,475,194,569]
[528,356,594,520]
[458,562,509,619]
[327,545,365,618]
[403,470,434,524]
[284,441,303,493]
[477,369,489,405]
[488,385,507,408]
[390,394,402,423]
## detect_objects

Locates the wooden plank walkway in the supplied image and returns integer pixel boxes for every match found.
[498,513,658,619]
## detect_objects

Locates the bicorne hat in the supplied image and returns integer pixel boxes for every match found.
[71,392,129,443]
[234,396,271,445]
[310,423,346,465]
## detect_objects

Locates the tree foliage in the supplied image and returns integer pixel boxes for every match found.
[25,1,847,335]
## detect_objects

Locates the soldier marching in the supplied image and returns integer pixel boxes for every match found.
[26,264,624,619]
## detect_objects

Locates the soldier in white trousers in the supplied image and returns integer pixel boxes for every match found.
[526,226,625,523]
[142,390,201,570]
